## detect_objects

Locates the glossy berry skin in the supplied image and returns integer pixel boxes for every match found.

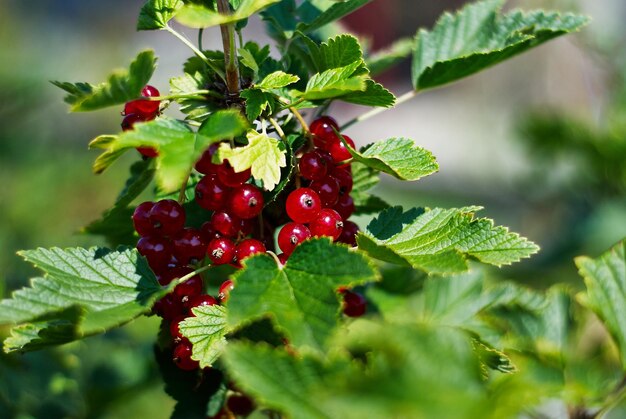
[235,239,266,266]
[227,394,256,416]
[173,275,204,300]
[211,211,241,237]
[337,220,359,247]
[218,279,235,303]
[184,294,218,314]
[328,134,355,163]
[173,340,199,371]
[310,209,343,240]
[341,290,367,317]
[169,315,186,340]
[309,175,340,208]
[125,85,161,117]
[121,113,147,131]
[217,160,251,188]
[333,193,355,220]
[136,147,159,158]
[207,238,236,265]
[278,223,311,255]
[310,116,339,150]
[200,221,221,242]
[228,184,264,220]
[332,166,353,193]
[149,199,186,237]
[195,174,230,211]
[286,188,322,223]
[172,228,207,264]
[298,151,327,181]
[132,201,156,237]
[195,144,220,175]
[136,236,172,272]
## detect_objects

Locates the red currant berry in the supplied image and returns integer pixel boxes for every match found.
[169,315,186,340]
[157,266,193,286]
[195,174,230,211]
[310,209,343,240]
[121,113,147,131]
[136,147,159,158]
[172,228,207,264]
[310,116,339,150]
[278,223,311,255]
[341,290,367,317]
[184,294,219,314]
[218,279,235,303]
[315,149,334,166]
[228,184,264,220]
[174,275,204,300]
[298,151,327,181]
[332,165,353,193]
[132,201,156,237]
[234,239,266,266]
[153,294,183,320]
[333,193,355,220]
[211,211,241,237]
[309,175,340,207]
[277,253,289,265]
[137,236,172,272]
[173,340,199,371]
[148,199,186,237]
[286,188,322,223]
[337,220,359,247]
[217,160,251,188]
[328,134,355,163]
[227,394,256,416]
[125,85,161,117]
[199,221,222,242]
[195,144,220,175]
[207,238,236,265]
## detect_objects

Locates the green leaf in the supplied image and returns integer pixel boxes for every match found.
[138,0,184,30]
[256,71,300,90]
[576,240,626,370]
[298,0,373,33]
[169,73,219,122]
[412,0,589,90]
[340,79,396,108]
[240,88,275,120]
[357,206,539,273]
[314,34,364,72]
[223,323,488,419]
[83,159,155,246]
[350,162,390,215]
[179,305,227,368]
[296,62,367,101]
[176,0,281,28]
[226,238,379,351]
[366,37,413,76]
[92,111,248,192]
[51,50,157,112]
[217,130,286,190]
[0,247,164,353]
[345,137,438,181]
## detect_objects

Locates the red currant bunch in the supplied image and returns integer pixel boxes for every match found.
[121,85,162,158]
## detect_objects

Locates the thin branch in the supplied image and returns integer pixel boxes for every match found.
[216,0,241,98]
[165,25,225,81]
[268,117,286,140]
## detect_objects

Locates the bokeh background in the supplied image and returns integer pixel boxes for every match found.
[1,0,625,417]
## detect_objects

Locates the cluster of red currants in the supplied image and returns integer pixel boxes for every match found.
[121,85,161,158]
[129,115,367,371]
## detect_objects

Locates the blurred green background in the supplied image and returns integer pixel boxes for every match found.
[1,0,625,417]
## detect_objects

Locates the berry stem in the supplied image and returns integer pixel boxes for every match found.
[268,117,286,140]
[165,25,226,81]
[198,28,204,51]
[290,107,310,135]
[217,0,241,100]
[340,89,420,130]
[170,264,212,289]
